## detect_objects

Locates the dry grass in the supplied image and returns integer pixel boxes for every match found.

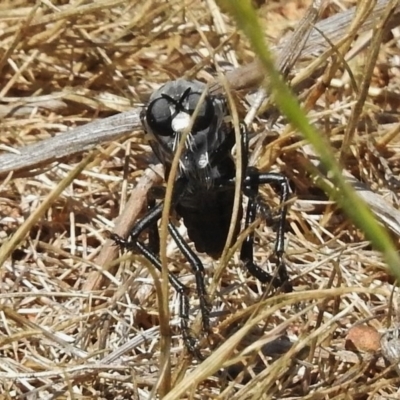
[1,0,400,399]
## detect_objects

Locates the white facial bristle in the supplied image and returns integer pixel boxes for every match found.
[171,111,191,133]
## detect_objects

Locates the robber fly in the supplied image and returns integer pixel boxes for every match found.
[112,79,291,357]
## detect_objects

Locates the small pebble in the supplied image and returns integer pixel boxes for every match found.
[345,325,381,353]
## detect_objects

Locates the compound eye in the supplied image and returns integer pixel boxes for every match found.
[186,93,215,131]
[146,97,174,136]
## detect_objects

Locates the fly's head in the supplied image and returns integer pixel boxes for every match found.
[141,79,230,182]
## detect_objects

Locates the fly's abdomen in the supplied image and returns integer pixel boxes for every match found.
[176,188,242,258]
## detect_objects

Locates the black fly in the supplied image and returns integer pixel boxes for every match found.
[112,79,291,357]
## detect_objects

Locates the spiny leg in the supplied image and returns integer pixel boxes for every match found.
[241,168,292,291]
[168,223,211,333]
[146,192,210,352]
[111,197,203,357]
[148,189,210,340]
[111,233,203,358]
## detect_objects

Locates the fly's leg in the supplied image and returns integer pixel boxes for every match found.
[111,195,203,358]
[241,168,292,291]
[147,188,209,349]
[112,233,202,357]
[168,223,211,334]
